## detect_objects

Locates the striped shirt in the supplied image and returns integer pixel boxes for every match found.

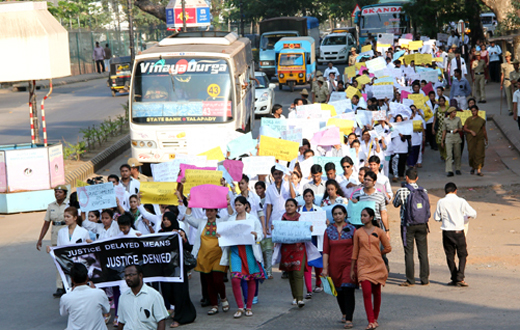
[351,188,387,226]
[393,183,420,226]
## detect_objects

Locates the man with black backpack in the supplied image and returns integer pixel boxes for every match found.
[393,169,430,286]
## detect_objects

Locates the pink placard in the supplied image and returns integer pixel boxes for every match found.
[48,144,65,187]
[359,66,368,74]
[362,93,368,102]
[223,159,244,182]
[0,151,6,193]
[401,90,411,99]
[177,164,217,182]
[422,82,433,96]
[369,73,375,78]
[318,127,341,146]
[188,184,228,209]
[403,33,414,40]
[311,130,325,147]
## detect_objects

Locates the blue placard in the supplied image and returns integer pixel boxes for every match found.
[347,200,376,226]
[272,220,312,244]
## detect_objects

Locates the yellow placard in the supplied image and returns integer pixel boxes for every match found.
[356,75,371,85]
[355,62,364,71]
[198,146,224,161]
[76,179,88,187]
[184,169,223,194]
[415,54,432,66]
[403,54,416,65]
[327,118,355,135]
[258,135,299,162]
[140,182,179,205]
[374,82,394,85]
[433,57,444,62]
[377,43,391,48]
[423,106,434,122]
[345,66,356,78]
[456,110,486,125]
[207,84,221,98]
[346,86,361,99]
[408,40,423,51]
[321,103,337,117]
[413,120,424,132]
[409,94,426,107]
[361,44,372,53]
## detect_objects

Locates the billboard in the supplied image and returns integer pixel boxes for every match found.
[166,0,211,29]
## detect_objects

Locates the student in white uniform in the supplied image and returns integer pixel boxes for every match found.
[47,206,91,251]
[82,209,121,241]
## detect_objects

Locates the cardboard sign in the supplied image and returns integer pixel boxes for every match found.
[272,220,313,244]
[258,136,299,162]
[356,75,371,85]
[361,44,372,53]
[198,146,224,161]
[223,159,244,182]
[184,169,222,194]
[140,182,179,205]
[300,211,328,236]
[377,33,394,45]
[413,120,424,132]
[261,117,287,134]
[346,86,361,99]
[456,110,486,124]
[241,156,276,176]
[327,118,355,135]
[189,184,228,209]
[347,200,376,226]
[217,220,256,247]
[365,57,387,72]
[372,85,394,100]
[227,132,257,159]
[408,40,423,50]
[415,53,432,66]
[77,182,116,212]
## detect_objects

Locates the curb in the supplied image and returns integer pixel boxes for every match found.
[12,73,109,91]
[488,114,520,154]
[65,134,130,189]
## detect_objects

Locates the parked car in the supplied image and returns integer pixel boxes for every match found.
[254,71,276,116]
[318,32,356,64]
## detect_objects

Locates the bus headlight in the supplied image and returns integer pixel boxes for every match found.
[147,141,154,148]
[139,141,145,147]
[132,140,156,148]
[298,73,304,78]
[279,73,284,78]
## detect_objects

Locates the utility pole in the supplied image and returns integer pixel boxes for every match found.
[182,0,187,32]
[127,0,135,62]
[239,0,244,37]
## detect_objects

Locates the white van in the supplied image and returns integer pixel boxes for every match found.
[318,32,356,64]
[480,12,497,36]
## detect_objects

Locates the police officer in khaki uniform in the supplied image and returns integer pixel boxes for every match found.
[348,47,357,67]
[36,185,69,297]
[472,51,487,103]
[315,76,330,103]
[441,107,463,177]
[510,60,520,97]
[311,70,323,103]
[501,51,514,114]
[128,157,149,182]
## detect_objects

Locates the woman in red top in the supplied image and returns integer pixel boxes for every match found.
[322,205,357,329]
[279,198,307,308]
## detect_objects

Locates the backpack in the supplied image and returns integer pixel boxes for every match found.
[404,184,430,225]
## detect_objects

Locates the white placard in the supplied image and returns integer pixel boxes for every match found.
[77,182,117,212]
[300,211,327,236]
[365,57,387,72]
[329,92,347,102]
[420,70,438,83]
[217,220,255,247]
[328,99,352,113]
[280,128,303,145]
[299,156,314,177]
[372,85,394,100]
[242,156,276,176]
[377,33,394,45]
[392,120,414,136]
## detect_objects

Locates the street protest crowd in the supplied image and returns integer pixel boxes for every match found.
[36,29,502,330]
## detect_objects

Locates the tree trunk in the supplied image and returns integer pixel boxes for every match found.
[134,0,166,22]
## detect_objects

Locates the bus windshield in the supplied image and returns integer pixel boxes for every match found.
[280,54,304,66]
[131,58,233,124]
[361,13,406,35]
[261,33,298,50]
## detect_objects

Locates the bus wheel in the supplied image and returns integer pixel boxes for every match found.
[289,81,295,92]
[278,83,283,91]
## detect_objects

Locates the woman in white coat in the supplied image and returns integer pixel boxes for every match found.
[218,196,264,318]
[48,206,91,250]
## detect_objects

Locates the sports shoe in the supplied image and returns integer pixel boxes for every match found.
[298,300,305,308]
[305,293,312,299]
[313,286,323,293]
[292,299,297,305]
[252,296,259,304]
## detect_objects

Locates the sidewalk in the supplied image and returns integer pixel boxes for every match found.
[11,71,109,91]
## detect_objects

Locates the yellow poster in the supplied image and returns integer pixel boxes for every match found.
[198,146,224,161]
[345,66,356,78]
[433,57,444,62]
[456,110,486,125]
[377,43,391,48]
[346,86,361,99]
[76,179,88,187]
[415,54,432,66]
[258,136,299,162]
[361,44,372,53]
[408,40,423,51]
[413,120,424,132]
[356,75,371,85]
[184,169,222,194]
[327,118,355,135]
[321,103,337,117]
[140,182,179,205]
[423,106,434,122]
[403,54,415,65]
[355,62,364,71]
[409,94,426,107]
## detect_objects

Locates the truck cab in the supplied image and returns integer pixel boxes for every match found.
[274,37,316,92]
[259,31,299,79]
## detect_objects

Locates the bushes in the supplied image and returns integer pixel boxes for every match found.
[63,104,128,161]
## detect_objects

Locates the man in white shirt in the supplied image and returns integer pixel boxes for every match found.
[368,155,393,202]
[120,164,141,195]
[434,182,477,287]
[446,31,459,51]
[118,264,169,330]
[324,62,340,81]
[60,263,110,330]
[487,41,502,83]
[449,50,467,78]
[512,81,520,128]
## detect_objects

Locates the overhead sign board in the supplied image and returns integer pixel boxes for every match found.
[165,0,211,29]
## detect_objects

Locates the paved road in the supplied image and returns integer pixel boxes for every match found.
[0,77,125,145]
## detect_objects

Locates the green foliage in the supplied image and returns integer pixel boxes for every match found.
[47,0,112,29]
[63,138,87,161]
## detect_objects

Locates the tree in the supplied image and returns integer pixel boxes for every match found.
[483,0,520,56]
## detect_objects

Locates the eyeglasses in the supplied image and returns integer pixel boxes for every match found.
[124,273,138,278]
[342,165,351,168]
